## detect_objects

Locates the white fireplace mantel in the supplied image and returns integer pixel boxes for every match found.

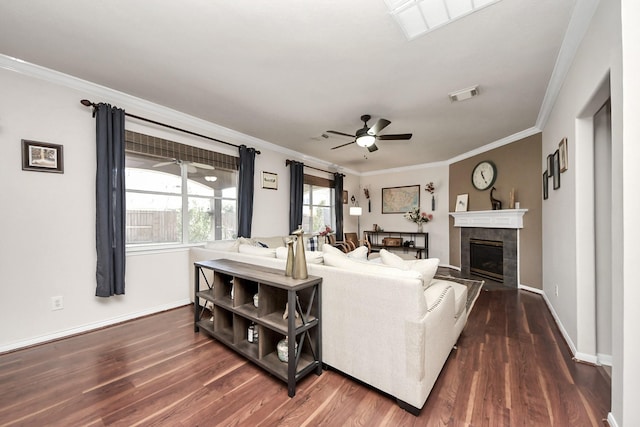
[449,209,528,229]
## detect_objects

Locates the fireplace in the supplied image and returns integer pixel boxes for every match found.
[470,239,504,282]
[450,209,526,289]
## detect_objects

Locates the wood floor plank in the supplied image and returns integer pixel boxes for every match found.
[0,289,611,426]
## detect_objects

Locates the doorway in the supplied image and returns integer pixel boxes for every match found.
[594,99,612,368]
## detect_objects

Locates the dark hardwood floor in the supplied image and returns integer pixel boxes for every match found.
[0,289,610,426]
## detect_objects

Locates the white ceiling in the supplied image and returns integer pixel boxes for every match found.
[0,0,578,173]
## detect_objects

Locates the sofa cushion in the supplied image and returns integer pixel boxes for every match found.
[323,251,423,282]
[238,244,277,258]
[253,236,286,248]
[204,240,238,251]
[380,249,440,289]
[275,246,324,264]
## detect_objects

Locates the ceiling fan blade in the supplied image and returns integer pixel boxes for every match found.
[327,130,356,138]
[331,141,356,150]
[368,118,391,135]
[377,133,413,140]
[367,143,379,153]
[153,160,176,168]
[191,162,215,170]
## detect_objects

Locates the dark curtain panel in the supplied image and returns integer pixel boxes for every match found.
[333,173,344,241]
[95,103,126,297]
[237,145,256,238]
[289,160,304,233]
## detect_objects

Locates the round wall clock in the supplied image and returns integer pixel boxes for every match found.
[471,160,497,191]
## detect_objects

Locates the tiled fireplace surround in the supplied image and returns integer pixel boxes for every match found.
[451,210,527,289]
[461,228,518,287]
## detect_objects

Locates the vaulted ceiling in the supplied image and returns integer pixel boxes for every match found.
[0,0,579,172]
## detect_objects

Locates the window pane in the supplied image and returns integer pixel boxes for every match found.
[303,185,311,204]
[311,206,332,232]
[312,187,332,207]
[187,167,238,197]
[126,154,181,194]
[126,193,182,244]
[301,205,311,233]
[220,200,237,240]
[188,197,214,243]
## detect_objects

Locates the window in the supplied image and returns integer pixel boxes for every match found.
[302,175,335,234]
[124,131,238,247]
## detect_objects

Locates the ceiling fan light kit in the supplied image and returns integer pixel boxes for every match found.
[385,0,502,41]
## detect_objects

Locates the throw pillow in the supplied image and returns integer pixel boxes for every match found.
[275,246,324,264]
[379,249,410,270]
[347,246,369,260]
[306,235,318,251]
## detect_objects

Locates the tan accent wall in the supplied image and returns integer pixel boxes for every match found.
[449,133,542,289]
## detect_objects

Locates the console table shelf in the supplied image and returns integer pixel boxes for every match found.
[364,230,429,259]
[194,259,322,397]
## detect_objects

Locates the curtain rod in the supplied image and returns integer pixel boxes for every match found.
[80,99,260,155]
[285,159,343,176]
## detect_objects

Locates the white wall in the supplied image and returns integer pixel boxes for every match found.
[618,0,640,424]
[0,61,365,351]
[359,164,450,264]
[541,0,640,424]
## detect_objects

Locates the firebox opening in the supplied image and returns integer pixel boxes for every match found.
[470,238,504,282]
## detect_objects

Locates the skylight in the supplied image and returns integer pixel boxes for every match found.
[384,0,502,41]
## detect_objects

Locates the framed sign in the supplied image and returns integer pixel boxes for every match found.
[22,140,64,173]
[261,171,278,190]
[552,150,561,190]
[381,185,420,214]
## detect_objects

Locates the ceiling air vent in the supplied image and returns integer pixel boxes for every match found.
[448,85,480,102]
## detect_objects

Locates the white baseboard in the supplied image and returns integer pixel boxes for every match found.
[608,412,619,427]
[539,290,579,357]
[0,299,191,354]
[597,353,612,366]
[518,283,543,294]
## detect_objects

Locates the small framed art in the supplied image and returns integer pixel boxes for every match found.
[552,150,561,190]
[543,171,549,200]
[21,140,64,173]
[455,194,469,212]
[262,171,278,190]
[559,137,568,172]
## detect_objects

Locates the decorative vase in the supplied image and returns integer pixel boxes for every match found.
[253,293,259,308]
[417,223,423,233]
[292,227,308,279]
[285,238,294,277]
[277,337,298,363]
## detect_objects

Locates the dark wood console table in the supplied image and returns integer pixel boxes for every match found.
[364,231,429,259]
[194,259,322,397]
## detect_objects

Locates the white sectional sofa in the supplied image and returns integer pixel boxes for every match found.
[189,238,468,414]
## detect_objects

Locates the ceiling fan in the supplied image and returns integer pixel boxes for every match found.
[327,114,412,152]
[152,159,215,174]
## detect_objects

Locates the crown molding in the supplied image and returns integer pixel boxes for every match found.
[0,54,354,175]
[536,0,601,129]
[446,127,541,165]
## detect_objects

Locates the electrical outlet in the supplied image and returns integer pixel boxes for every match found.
[51,296,63,311]
[555,284,559,297]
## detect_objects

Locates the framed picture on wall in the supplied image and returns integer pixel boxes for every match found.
[543,171,549,200]
[559,137,568,172]
[381,185,420,213]
[552,150,561,190]
[261,171,278,190]
[21,140,64,173]
[547,153,554,177]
